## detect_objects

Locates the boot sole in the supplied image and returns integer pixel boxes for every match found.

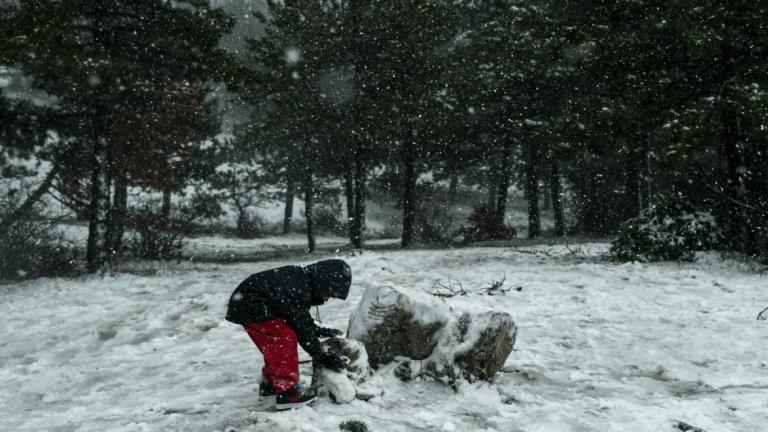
[275,397,317,411]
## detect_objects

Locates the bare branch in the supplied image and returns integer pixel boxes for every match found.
[693,166,764,213]
[425,279,469,298]
[486,275,510,296]
[0,164,60,241]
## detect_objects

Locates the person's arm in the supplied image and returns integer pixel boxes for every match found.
[281,306,324,358]
[271,302,347,371]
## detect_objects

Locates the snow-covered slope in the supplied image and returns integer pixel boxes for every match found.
[1,244,766,431]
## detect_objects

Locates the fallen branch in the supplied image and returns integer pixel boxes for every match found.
[425,279,468,298]
[485,275,510,296]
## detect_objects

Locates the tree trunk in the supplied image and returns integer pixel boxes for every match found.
[724,120,741,197]
[162,187,172,220]
[0,164,60,241]
[234,196,247,236]
[542,176,552,211]
[550,154,565,237]
[401,140,417,248]
[352,147,366,248]
[448,170,459,204]
[303,144,316,252]
[624,143,642,221]
[722,108,747,251]
[526,143,541,239]
[283,174,294,234]
[640,134,653,210]
[495,141,513,227]
[345,162,355,243]
[86,134,112,273]
[487,156,499,213]
[107,172,128,256]
[86,4,112,273]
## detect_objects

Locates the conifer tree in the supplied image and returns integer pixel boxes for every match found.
[1,0,234,270]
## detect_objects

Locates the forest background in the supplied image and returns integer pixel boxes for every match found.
[1,0,766,279]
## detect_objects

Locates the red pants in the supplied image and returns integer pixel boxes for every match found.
[244,319,298,393]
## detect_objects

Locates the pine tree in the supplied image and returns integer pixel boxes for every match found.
[1,0,234,270]
[556,0,768,251]
[350,1,463,247]
[239,0,339,251]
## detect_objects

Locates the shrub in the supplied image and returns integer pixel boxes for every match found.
[0,219,83,280]
[461,203,517,243]
[339,420,370,432]
[126,211,183,260]
[314,205,346,235]
[610,199,721,262]
[416,202,463,244]
[236,212,268,239]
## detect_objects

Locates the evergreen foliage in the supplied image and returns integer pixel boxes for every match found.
[1,0,235,271]
[610,199,722,262]
[461,203,517,243]
[339,419,370,432]
[2,0,768,268]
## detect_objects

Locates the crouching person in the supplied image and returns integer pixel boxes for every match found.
[225,259,351,410]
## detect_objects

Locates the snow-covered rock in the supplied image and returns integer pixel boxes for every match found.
[426,311,517,383]
[348,285,448,366]
[347,285,517,383]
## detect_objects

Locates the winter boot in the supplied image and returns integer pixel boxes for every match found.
[275,384,316,410]
[257,380,277,409]
[259,381,277,397]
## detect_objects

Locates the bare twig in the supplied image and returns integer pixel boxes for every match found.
[693,166,764,213]
[514,248,554,257]
[0,164,60,241]
[425,279,469,298]
[757,306,768,321]
[563,241,587,257]
[486,275,510,296]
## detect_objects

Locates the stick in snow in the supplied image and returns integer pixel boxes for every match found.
[674,420,706,432]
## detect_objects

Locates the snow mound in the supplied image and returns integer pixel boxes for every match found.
[312,337,383,403]
[319,369,357,403]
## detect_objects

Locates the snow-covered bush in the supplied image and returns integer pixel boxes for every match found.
[610,200,721,262]
[461,203,517,243]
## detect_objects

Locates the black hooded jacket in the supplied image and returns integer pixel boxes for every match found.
[225,259,351,358]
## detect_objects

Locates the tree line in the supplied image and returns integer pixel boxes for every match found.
[1,0,767,274]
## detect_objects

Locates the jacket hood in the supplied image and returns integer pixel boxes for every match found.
[305,259,351,300]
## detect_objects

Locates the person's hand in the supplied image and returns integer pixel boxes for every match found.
[318,352,347,372]
[316,327,343,338]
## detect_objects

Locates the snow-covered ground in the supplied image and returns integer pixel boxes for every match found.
[55,223,400,260]
[1,242,767,432]
[184,234,398,259]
